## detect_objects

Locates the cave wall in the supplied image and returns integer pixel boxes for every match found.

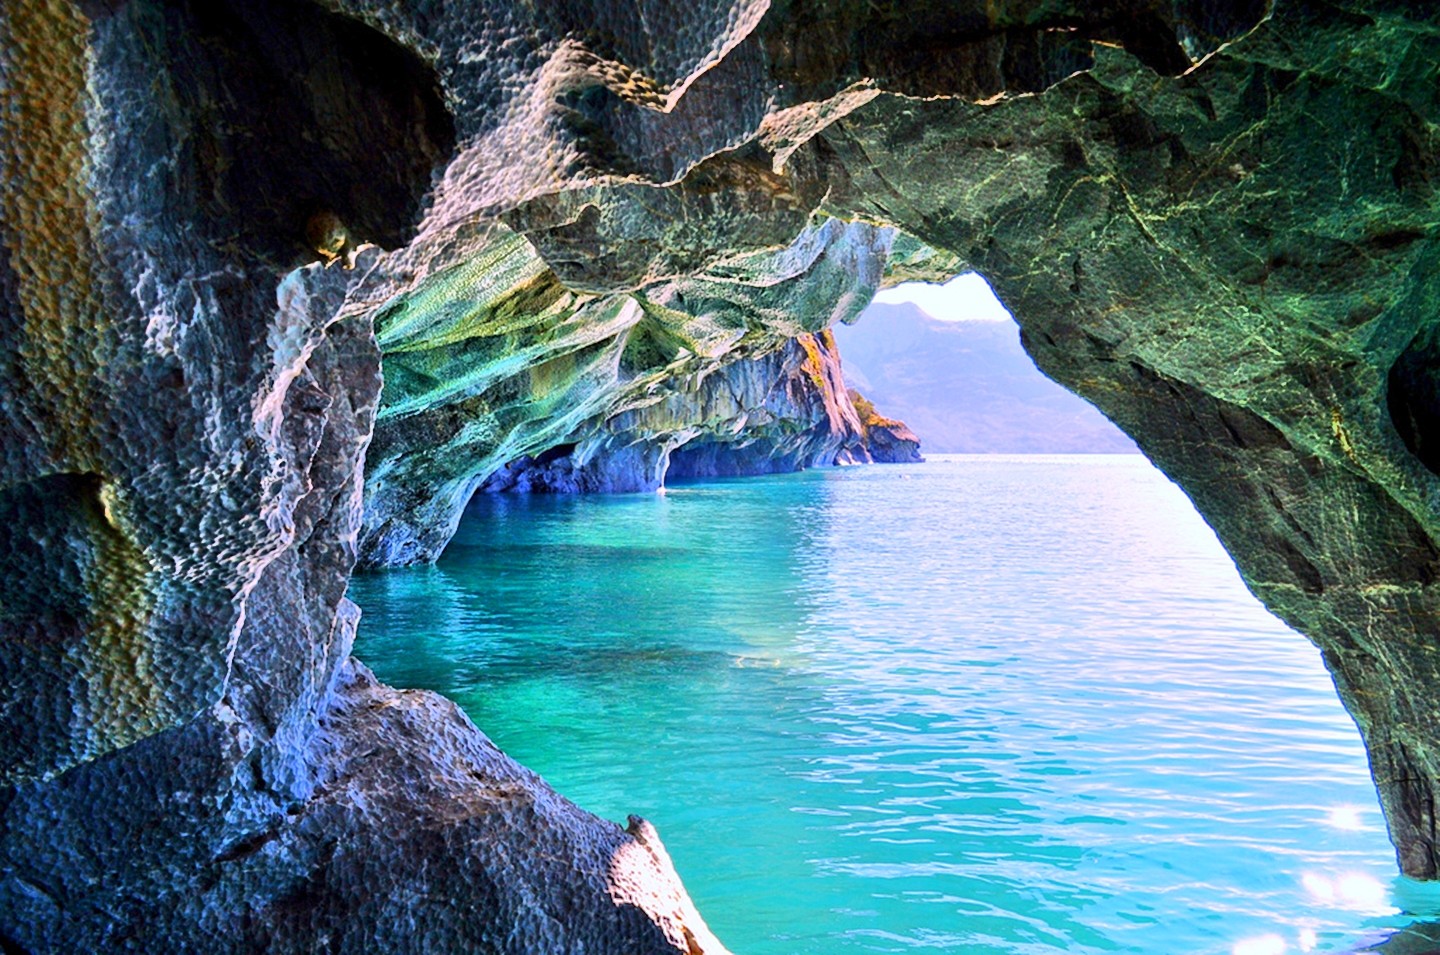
[7,0,1440,951]
[808,2,1440,875]
[360,216,892,564]
[481,328,879,494]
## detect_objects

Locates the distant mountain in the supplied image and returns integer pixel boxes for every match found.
[833,302,1137,454]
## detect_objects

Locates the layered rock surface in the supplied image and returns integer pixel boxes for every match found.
[361,217,900,563]
[6,0,1440,952]
[478,328,882,495]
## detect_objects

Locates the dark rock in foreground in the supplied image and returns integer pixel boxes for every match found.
[2,656,725,954]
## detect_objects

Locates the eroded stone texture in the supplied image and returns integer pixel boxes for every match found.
[9,0,1440,952]
[848,390,924,464]
[475,327,877,494]
[658,328,876,480]
[1,654,727,954]
[0,0,733,950]
[360,217,892,563]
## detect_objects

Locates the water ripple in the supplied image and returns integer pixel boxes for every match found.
[351,455,1439,954]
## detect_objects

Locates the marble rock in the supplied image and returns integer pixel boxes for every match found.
[848,390,924,464]
[10,2,1440,953]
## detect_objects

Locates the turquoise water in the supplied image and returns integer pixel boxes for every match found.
[351,455,1440,954]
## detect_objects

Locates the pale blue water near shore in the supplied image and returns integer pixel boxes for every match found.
[350,455,1440,954]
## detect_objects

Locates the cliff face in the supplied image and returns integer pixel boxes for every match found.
[6,0,1440,951]
[480,328,878,494]
[361,217,896,563]
[848,390,924,464]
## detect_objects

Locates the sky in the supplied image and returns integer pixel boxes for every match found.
[872,272,1014,323]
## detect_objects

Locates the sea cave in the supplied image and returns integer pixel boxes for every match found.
[5,0,1440,952]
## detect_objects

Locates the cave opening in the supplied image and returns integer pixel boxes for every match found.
[349,269,1407,953]
[833,273,1137,456]
[1387,325,1440,477]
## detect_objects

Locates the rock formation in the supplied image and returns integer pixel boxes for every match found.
[479,328,886,494]
[361,217,903,562]
[6,0,1440,952]
[848,389,924,463]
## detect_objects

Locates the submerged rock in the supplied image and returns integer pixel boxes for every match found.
[9,0,1440,952]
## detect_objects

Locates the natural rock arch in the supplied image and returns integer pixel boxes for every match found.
[5,1,1440,952]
